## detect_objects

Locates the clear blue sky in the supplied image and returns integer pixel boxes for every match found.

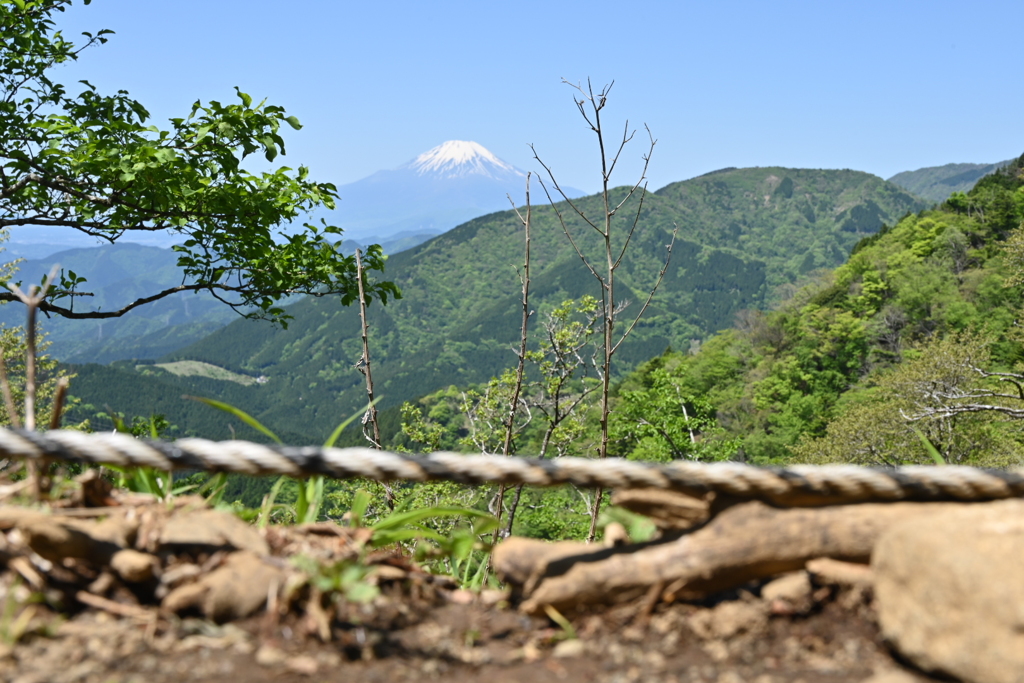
[55,0,1024,195]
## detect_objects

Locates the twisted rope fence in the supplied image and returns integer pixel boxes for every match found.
[2,428,1023,507]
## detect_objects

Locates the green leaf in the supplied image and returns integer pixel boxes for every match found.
[370,506,495,532]
[234,88,252,108]
[371,527,446,545]
[913,427,946,466]
[349,489,372,527]
[186,395,281,443]
[284,115,302,130]
[323,397,383,448]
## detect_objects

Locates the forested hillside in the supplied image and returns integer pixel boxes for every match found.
[0,244,236,363]
[888,160,1013,203]
[64,167,924,441]
[612,153,1024,464]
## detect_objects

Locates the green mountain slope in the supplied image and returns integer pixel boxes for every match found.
[655,167,924,291]
[888,160,1013,203]
[621,153,1024,464]
[66,167,925,441]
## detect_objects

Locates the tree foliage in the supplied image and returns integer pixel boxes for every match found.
[614,153,1024,464]
[609,365,737,462]
[0,0,398,323]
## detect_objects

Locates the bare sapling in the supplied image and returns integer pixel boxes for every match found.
[353,248,396,508]
[489,173,534,543]
[534,80,677,541]
[504,298,601,537]
[4,264,62,496]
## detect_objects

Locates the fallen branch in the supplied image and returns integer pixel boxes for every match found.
[493,500,970,613]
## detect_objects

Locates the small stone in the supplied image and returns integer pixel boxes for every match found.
[111,549,159,583]
[762,571,813,615]
[159,509,268,555]
[689,600,768,640]
[160,562,201,587]
[161,551,285,623]
[479,589,509,606]
[602,522,629,547]
[373,565,407,581]
[286,655,318,675]
[255,645,287,667]
[552,639,586,658]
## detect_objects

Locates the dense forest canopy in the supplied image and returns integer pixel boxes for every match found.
[614,153,1024,464]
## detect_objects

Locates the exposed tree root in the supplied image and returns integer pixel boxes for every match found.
[493,500,968,614]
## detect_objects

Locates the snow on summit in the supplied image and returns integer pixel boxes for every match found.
[406,140,523,179]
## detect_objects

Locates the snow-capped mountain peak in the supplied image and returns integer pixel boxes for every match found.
[404,140,523,179]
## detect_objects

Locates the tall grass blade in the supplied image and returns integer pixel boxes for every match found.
[186,396,281,444]
[913,427,946,465]
[324,397,383,448]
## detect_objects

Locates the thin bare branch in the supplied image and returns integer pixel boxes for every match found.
[530,144,601,234]
[613,227,677,354]
[353,248,394,508]
[534,176,605,284]
[611,126,656,218]
[493,173,534,541]
[604,120,636,181]
[0,348,21,430]
[614,183,649,269]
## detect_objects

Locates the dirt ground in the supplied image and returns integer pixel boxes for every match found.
[1,578,937,683]
[0,484,939,683]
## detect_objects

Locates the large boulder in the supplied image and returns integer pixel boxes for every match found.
[872,499,1024,683]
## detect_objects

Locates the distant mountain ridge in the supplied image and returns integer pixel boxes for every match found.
[5,140,580,259]
[888,160,1014,203]
[0,244,235,364]
[0,230,437,363]
[323,140,585,242]
[61,166,926,442]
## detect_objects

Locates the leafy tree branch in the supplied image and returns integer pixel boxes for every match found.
[0,0,399,324]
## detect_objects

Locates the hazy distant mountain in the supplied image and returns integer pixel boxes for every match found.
[324,140,585,242]
[0,243,236,363]
[0,230,438,362]
[888,159,1014,203]
[5,140,584,258]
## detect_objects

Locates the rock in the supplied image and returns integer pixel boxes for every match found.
[161,551,286,623]
[159,509,269,555]
[110,549,159,583]
[255,645,288,667]
[86,514,138,548]
[762,571,813,615]
[161,581,207,615]
[286,654,319,675]
[603,522,630,547]
[16,515,120,564]
[689,599,768,640]
[552,639,586,658]
[873,499,1024,683]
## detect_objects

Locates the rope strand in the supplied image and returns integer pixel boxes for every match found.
[3,428,1023,506]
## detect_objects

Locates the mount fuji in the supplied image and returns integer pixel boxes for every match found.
[325,141,585,243]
